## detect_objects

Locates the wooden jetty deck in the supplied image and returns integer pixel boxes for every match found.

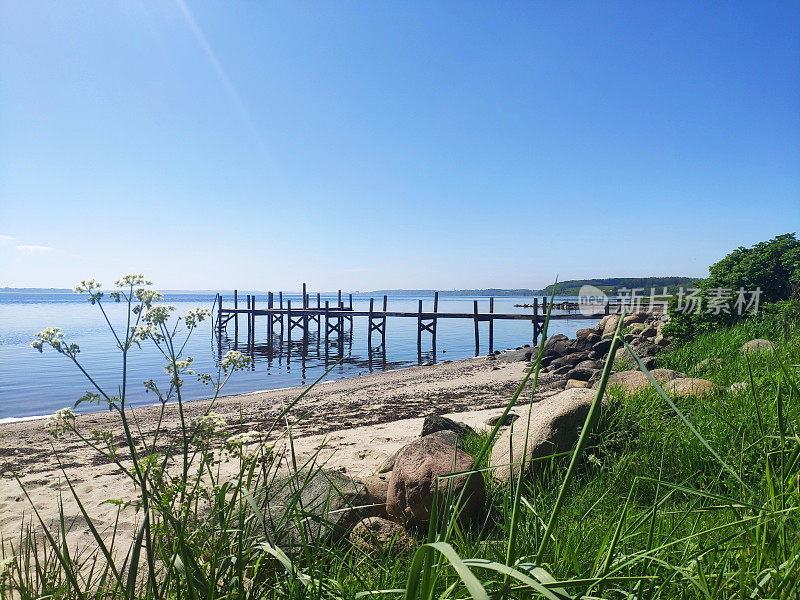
[214,284,619,358]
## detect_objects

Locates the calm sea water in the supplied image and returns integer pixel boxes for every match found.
[0,292,597,420]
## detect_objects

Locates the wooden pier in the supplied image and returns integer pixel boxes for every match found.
[214,284,616,360]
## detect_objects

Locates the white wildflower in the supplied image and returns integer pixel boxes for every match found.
[44,407,76,438]
[191,412,227,438]
[220,350,252,372]
[225,431,260,447]
[131,323,160,343]
[114,274,152,287]
[134,288,163,309]
[143,305,175,325]
[0,556,14,581]
[164,357,194,376]
[185,307,210,329]
[74,279,102,294]
[32,327,79,358]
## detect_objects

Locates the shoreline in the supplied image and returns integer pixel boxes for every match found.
[0,353,567,550]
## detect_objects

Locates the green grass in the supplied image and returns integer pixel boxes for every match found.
[3,291,800,599]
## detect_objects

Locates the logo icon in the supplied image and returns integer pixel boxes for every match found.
[577,285,608,317]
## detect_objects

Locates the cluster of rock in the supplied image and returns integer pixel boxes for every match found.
[261,331,776,557]
[492,312,673,389]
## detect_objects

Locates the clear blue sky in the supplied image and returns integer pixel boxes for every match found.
[1,1,798,291]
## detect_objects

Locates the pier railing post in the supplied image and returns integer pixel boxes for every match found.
[489,296,494,354]
[382,295,388,349]
[287,300,292,345]
[417,299,423,361]
[324,300,330,349]
[368,297,374,349]
[234,289,239,343]
[432,291,438,358]
[473,300,480,356]
[250,295,256,351]
[268,292,273,346]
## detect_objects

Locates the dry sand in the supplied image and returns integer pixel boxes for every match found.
[0,356,565,553]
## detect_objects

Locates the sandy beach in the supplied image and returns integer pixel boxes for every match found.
[0,355,565,553]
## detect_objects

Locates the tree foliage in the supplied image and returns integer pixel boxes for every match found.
[664,233,800,341]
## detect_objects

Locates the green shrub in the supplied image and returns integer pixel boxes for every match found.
[664,233,800,342]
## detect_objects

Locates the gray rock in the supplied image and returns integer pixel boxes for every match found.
[663,378,719,398]
[565,367,595,381]
[485,413,520,427]
[591,339,613,355]
[575,359,600,370]
[262,468,370,550]
[489,388,603,482]
[421,415,474,439]
[349,517,415,555]
[602,315,621,338]
[740,339,774,354]
[378,449,401,473]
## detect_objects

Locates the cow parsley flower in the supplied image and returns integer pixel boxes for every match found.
[191,412,227,438]
[225,431,260,447]
[143,305,175,325]
[32,327,79,358]
[45,407,76,438]
[74,279,102,294]
[135,288,163,309]
[220,350,252,372]
[185,307,210,328]
[115,274,152,287]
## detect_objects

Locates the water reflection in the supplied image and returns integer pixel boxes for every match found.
[213,318,428,385]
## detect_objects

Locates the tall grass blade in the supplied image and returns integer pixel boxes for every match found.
[535,313,626,564]
[621,338,749,490]
[405,542,488,600]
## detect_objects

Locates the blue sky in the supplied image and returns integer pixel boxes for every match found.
[1,1,798,291]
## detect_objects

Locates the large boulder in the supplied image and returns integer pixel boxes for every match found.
[349,517,415,556]
[489,387,601,483]
[663,378,719,398]
[386,436,484,528]
[740,339,774,354]
[262,468,370,550]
